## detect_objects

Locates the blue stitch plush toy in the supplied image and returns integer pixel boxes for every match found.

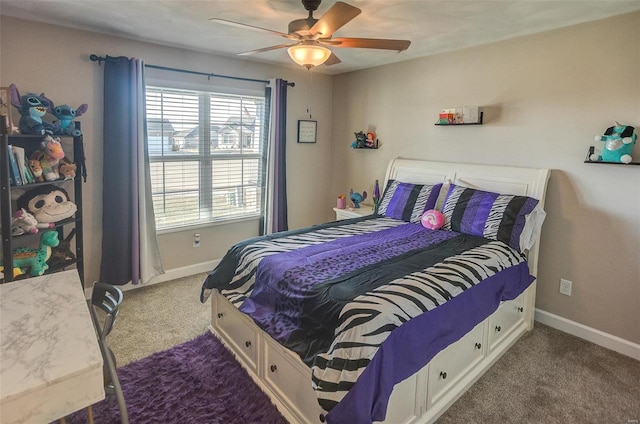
[53,104,88,136]
[9,83,56,135]
[591,122,636,164]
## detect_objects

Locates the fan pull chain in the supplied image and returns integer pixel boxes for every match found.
[306,70,313,119]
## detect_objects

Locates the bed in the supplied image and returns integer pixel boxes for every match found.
[201,158,550,424]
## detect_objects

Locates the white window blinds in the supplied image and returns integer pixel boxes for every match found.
[146,86,266,230]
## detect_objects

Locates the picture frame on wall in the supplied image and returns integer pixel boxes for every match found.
[0,87,12,134]
[297,120,317,143]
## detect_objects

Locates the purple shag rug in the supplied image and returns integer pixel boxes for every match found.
[68,332,288,424]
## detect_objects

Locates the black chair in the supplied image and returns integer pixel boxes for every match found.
[88,282,129,424]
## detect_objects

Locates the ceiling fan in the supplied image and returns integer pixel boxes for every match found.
[210,0,411,69]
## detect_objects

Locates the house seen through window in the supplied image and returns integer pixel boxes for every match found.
[146,86,267,230]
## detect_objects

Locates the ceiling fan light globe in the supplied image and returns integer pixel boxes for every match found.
[287,44,331,69]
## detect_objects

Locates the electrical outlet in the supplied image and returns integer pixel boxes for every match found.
[559,278,572,296]
[193,233,200,248]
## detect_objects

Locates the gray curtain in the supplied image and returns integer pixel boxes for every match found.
[99,56,163,285]
[261,78,289,235]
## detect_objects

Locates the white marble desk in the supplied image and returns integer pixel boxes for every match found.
[0,270,104,424]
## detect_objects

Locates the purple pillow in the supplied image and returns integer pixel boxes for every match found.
[378,180,442,223]
[441,184,539,251]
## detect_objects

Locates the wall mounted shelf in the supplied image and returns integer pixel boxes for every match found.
[584,159,640,165]
[435,112,483,126]
[584,146,639,165]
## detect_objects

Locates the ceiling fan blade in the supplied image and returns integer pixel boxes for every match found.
[309,1,361,38]
[238,44,293,56]
[324,52,342,66]
[330,37,411,51]
[210,18,299,41]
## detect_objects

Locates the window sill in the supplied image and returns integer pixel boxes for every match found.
[156,215,261,235]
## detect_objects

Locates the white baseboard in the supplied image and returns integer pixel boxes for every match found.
[85,260,219,297]
[535,309,640,361]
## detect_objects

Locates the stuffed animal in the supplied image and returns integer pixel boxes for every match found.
[365,132,376,148]
[17,185,77,224]
[12,231,60,277]
[351,131,367,148]
[28,159,44,182]
[12,208,39,236]
[9,83,56,135]
[11,208,55,236]
[350,188,368,208]
[53,103,88,136]
[30,135,65,181]
[0,266,25,279]
[591,122,636,164]
[58,158,76,180]
[48,229,76,270]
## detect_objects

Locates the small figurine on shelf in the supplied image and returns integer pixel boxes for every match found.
[29,159,44,182]
[365,132,377,148]
[373,180,381,214]
[351,131,367,148]
[591,122,636,164]
[350,189,367,209]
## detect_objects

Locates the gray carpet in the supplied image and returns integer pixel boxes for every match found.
[109,275,640,423]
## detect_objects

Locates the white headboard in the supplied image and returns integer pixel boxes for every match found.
[383,158,551,287]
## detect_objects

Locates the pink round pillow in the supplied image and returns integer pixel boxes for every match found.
[421,209,445,230]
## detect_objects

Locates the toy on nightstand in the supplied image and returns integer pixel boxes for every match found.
[350,189,368,208]
[591,122,636,164]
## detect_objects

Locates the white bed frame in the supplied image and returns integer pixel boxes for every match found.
[209,158,550,424]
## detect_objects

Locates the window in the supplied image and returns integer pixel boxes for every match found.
[146,86,267,231]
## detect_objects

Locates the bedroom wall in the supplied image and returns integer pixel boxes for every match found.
[0,16,334,285]
[330,12,640,344]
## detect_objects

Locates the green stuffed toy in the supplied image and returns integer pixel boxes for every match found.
[11,231,60,277]
[592,122,636,164]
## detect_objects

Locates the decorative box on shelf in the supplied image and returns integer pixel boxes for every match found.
[435,107,483,126]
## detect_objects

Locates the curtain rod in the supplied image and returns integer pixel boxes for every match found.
[89,54,295,87]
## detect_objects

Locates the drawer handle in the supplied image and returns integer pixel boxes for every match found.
[439,371,447,380]
[270,364,277,373]
[319,414,326,423]
[517,307,524,313]
[245,340,251,348]
[495,325,502,332]
[217,312,224,319]
[475,342,482,350]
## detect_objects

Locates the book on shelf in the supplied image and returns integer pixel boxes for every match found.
[7,144,22,186]
[11,145,29,185]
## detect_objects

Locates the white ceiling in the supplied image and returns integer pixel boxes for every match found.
[1,0,639,75]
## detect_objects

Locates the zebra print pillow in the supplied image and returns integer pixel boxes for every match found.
[441,184,539,251]
[378,180,442,223]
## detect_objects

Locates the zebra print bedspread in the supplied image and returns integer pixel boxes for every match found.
[201,215,534,423]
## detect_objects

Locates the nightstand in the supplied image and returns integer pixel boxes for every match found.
[333,205,375,220]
